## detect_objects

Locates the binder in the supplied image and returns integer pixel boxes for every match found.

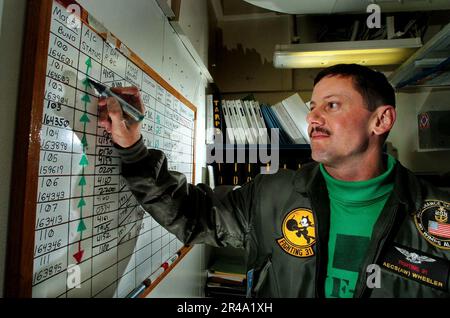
[230,100,248,144]
[221,100,236,144]
[272,103,306,144]
[206,94,214,144]
[244,100,261,144]
[260,104,294,145]
[236,100,256,144]
[252,101,269,144]
[281,93,311,143]
[227,100,245,144]
[212,92,226,139]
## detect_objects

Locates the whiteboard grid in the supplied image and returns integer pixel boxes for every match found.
[32,1,195,298]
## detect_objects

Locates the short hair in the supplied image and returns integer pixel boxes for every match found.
[313,64,396,111]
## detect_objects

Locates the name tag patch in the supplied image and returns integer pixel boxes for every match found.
[381,244,450,291]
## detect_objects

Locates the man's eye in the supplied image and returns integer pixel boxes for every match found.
[328,102,339,109]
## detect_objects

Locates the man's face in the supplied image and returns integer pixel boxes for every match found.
[307,75,374,166]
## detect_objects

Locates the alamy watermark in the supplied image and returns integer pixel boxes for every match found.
[67,264,81,289]
[366,264,381,289]
[367,4,381,29]
[206,128,280,174]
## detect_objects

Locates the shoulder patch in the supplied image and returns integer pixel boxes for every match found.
[414,200,450,250]
[276,208,316,258]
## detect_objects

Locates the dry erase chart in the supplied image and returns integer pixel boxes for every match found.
[33,1,195,297]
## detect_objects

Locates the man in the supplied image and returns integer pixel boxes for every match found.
[98,64,450,298]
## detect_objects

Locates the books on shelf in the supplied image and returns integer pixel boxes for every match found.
[272,102,306,144]
[206,93,310,146]
[207,270,245,282]
[205,258,246,298]
[221,100,236,144]
[243,100,260,143]
[208,258,246,280]
[260,104,294,145]
[234,100,252,144]
[206,94,214,144]
[280,93,311,143]
[205,281,246,298]
[226,100,246,144]
[211,98,269,145]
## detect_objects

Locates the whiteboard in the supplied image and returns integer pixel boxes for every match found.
[31,0,196,298]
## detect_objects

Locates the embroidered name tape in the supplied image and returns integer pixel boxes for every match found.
[381,244,450,291]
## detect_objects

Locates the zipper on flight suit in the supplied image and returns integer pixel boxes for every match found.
[308,187,330,298]
[353,202,402,298]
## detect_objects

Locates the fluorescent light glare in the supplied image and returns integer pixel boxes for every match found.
[274,38,422,68]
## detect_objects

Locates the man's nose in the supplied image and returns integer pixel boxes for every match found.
[306,107,324,126]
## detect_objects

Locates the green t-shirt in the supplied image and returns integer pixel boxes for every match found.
[320,155,396,298]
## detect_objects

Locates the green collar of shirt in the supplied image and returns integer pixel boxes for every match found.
[319,154,396,207]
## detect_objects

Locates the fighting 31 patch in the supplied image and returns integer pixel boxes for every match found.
[381,244,450,291]
[414,200,450,250]
[276,208,316,258]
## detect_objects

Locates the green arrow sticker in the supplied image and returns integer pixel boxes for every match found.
[85,57,92,73]
[80,113,90,123]
[77,219,87,233]
[82,78,92,89]
[77,198,86,208]
[81,94,91,104]
[81,134,88,148]
[78,176,87,186]
[79,154,89,166]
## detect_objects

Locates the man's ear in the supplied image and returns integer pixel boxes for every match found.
[371,105,396,136]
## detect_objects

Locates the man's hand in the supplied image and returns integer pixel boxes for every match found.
[98,86,144,148]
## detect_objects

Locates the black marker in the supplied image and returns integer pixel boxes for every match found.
[88,79,144,122]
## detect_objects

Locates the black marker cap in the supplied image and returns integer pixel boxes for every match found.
[87,78,106,95]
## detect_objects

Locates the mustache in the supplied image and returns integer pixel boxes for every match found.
[309,126,331,138]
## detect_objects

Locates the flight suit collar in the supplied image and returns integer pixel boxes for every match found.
[391,161,423,213]
[293,161,320,195]
[293,158,422,213]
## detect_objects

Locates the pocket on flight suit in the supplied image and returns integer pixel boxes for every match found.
[253,257,279,297]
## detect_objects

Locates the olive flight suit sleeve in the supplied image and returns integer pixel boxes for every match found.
[115,137,254,248]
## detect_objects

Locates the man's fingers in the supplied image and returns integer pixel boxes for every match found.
[111,86,139,96]
[106,96,124,125]
[101,120,112,133]
[130,94,145,113]
[111,86,145,113]
[98,98,109,120]
[98,97,107,107]
[98,100,111,132]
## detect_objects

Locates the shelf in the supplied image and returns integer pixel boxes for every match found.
[389,22,450,89]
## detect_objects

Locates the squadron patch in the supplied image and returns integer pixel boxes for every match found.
[276,208,316,258]
[414,200,450,250]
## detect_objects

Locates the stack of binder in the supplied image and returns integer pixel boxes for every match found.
[205,258,246,298]
[260,93,311,145]
[206,93,311,146]
[221,99,269,145]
